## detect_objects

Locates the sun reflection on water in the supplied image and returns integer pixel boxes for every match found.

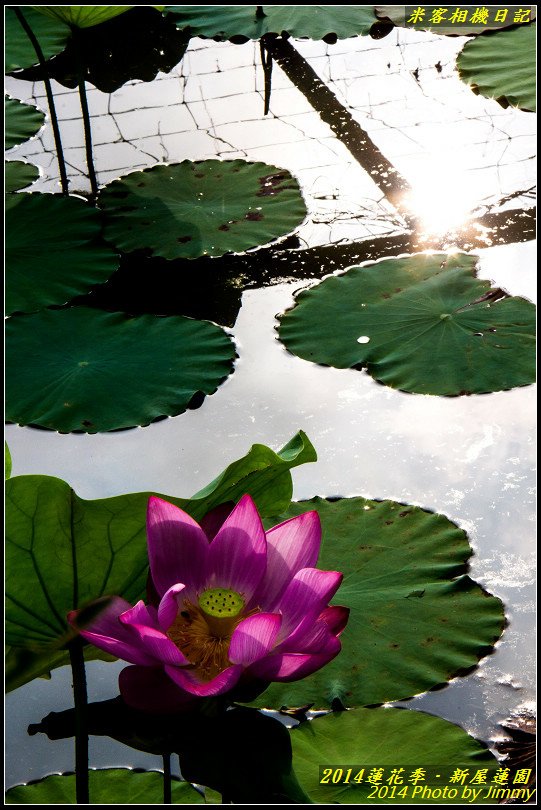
[403,155,480,236]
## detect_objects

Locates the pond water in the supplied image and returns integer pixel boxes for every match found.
[5,21,536,792]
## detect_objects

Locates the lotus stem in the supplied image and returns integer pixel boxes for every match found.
[68,638,90,804]
[260,36,274,116]
[78,75,99,200]
[14,8,69,195]
[70,26,99,201]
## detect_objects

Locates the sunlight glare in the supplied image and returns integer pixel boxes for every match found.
[403,154,479,236]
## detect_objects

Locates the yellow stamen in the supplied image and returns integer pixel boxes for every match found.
[167,589,259,682]
[166,598,240,681]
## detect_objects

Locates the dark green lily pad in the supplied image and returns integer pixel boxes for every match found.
[5,769,204,804]
[6,306,236,432]
[292,709,499,803]
[253,497,504,709]
[5,161,40,193]
[32,6,134,28]
[376,5,535,34]
[278,253,536,396]
[6,193,119,315]
[5,7,71,72]
[5,95,45,150]
[166,5,376,40]
[98,160,306,260]
[20,7,190,94]
[457,24,536,112]
[5,432,314,689]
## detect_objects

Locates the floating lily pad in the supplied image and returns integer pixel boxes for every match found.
[278,253,536,396]
[21,7,190,94]
[6,193,119,315]
[32,6,134,28]
[375,5,535,34]
[5,769,204,804]
[292,709,499,803]
[5,7,71,72]
[5,432,314,688]
[254,497,504,709]
[98,160,306,260]
[457,24,536,112]
[5,95,45,150]
[5,161,40,193]
[165,5,377,40]
[6,306,236,432]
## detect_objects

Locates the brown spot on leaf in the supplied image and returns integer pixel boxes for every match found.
[218,224,230,231]
[177,236,192,243]
[399,510,411,517]
[245,211,263,221]
[195,173,204,178]
[256,172,289,197]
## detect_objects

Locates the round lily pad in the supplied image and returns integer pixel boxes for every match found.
[5,769,204,804]
[27,7,190,94]
[6,307,236,433]
[165,5,377,40]
[292,709,499,803]
[278,253,536,396]
[6,193,119,315]
[33,6,134,28]
[254,497,504,709]
[457,24,536,112]
[5,161,40,193]
[5,95,45,150]
[98,160,306,260]
[5,7,71,72]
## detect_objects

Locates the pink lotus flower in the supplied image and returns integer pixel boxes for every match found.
[69,494,349,712]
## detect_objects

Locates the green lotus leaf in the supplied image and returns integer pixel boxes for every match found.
[5,769,204,804]
[5,95,45,150]
[6,306,236,432]
[5,7,71,72]
[31,6,134,28]
[5,432,314,688]
[30,7,190,94]
[6,193,119,315]
[253,497,504,709]
[375,5,535,34]
[187,430,317,522]
[291,709,500,803]
[5,161,40,193]
[4,643,117,693]
[165,5,377,40]
[98,160,306,260]
[457,24,536,112]
[278,252,536,396]
[5,443,12,480]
